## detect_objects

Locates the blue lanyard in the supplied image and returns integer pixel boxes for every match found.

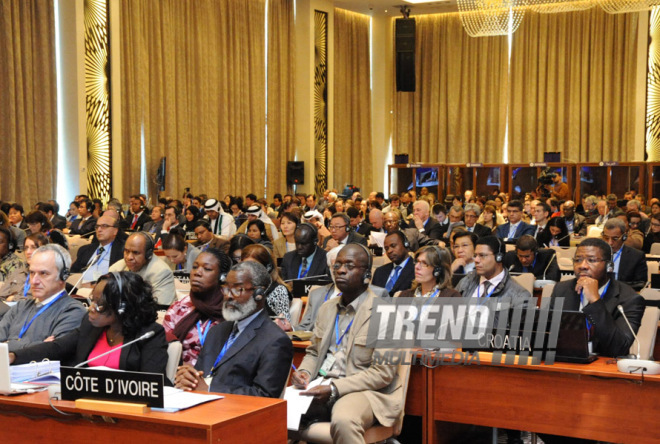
[613,248,623,266]
[22,276,30,298]
[477,282,497,299]
[523,257,537,273]
[580,280,610,333]
[19,291,65,338]
[196,320,210,347]
[212,330,237,370]
[298,259,311,279]
[323,287,337,302]
[334,314,354,347]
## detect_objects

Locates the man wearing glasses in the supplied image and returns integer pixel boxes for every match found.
[549,237,644,357]
[71,214,126,282]
[175,261,293,397]
[601,218,647,291]
[322,213,367,251]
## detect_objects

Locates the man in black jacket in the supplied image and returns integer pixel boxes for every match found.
[70,215,126,282]
[282,223,330,281]
[372,231,414,296]
[503,235,560,282]
[602,218,647,291]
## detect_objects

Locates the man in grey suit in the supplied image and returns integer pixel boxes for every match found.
[291,244,402,443]
[109,232,176,305]
[322,213,368,251]
[175,261,293,397]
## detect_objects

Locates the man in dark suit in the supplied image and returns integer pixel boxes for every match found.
[532,202,552,247]
[143,205,165,234]
[372,231,414,296]
[411,200,443,240]
[175,261,293,397]
[495,200,535,242]
[120,194,150,231]
[602,218,648,291]
[463,203,492,238]
[562,200,587,237]
[322,213,367,251]
[67,199,97,236]
[37,202,66,230]
[503,235,560,282]
[282,223,330,280]
[70,215,126,281]
[549,237,645,357]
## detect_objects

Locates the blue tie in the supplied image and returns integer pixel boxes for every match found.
[386,265,402,292]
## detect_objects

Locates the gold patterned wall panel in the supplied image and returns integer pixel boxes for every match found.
[85,0,111,204]
[314,10,328,197]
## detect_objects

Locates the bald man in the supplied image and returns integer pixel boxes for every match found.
[561,200,587,237]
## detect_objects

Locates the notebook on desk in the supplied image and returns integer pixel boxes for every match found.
[0,343,44,395]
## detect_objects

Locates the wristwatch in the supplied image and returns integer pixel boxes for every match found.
[328,382,339,404]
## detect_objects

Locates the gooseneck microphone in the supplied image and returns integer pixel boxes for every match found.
[67,251,104,295]
[74,331,156,368]
[615,305,660,375]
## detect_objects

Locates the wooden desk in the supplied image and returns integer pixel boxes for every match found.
[0,390,286,443]
[428,356,660,443]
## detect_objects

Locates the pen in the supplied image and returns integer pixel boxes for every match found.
[291,363,297,371]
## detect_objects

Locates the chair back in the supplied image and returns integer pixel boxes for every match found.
[647,260,659,283]
[650,242,660,256]
[586,225,603,238]
[166,341,183,384]
[633,307,660,360]
[290,298,303,328]
[511,273,534,295]
[541,283,555,299]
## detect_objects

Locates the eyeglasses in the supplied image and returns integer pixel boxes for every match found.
[414,260,432,268]
[96,224,116,230]
[332,262,365,271]
[572,257,605,264]
[328,225,347,231]
[88,301,108,314]
[601,234,623,242]
[221,286,255,297]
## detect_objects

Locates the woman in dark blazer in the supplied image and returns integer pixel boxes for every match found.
[10,272,168,376]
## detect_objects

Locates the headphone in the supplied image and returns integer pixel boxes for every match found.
[606,244,615,274]
[135,231,155,261]
[388,230,411,250]
[52,246,71,282]
[252,271,273,302]
[297,222,319,244]
[494,237,505,263]
[354,243,373,284]
[111,271,127,315]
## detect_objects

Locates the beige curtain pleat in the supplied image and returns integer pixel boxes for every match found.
[119,0,267,200]
[508,9,639,163]
[0,0,57,205]
[333,8,373,191]
[393,14,509,164]
[267,0,295,197]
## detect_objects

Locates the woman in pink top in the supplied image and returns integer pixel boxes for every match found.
[10,272,168,378]
[163,248,231,365]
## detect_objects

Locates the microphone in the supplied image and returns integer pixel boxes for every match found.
[542,253,557,281]
[533,253,558,288]
[284,274,330,283]
[615,305,660,375]
[508,264,516,271]
[67,250,104,295]
[74,331,156,368]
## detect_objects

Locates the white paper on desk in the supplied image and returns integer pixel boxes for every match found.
[152,386,223,413]
[285,377,330,431]
[369,232,387,249]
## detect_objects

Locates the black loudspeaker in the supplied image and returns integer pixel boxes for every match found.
[396,18,416,92]
[287,161,305,185]
[544,152,561,162]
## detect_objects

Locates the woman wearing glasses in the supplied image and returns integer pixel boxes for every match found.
[9,272,169,377]
[395,245,460,298]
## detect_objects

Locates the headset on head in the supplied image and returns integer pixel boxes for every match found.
[252,265,273,302]
[353,243,373,284]
[51,246,71,282]
[111,271,127,315]
[494,237,505,263]
[135,231,155,261]
[297,222,319,243]
[387,230,411,250]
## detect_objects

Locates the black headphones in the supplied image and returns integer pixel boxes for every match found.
[388,230,411,250]
[354,243,373,284]
[135,231,155,261]
[494,237,505,263]
[297,223,319,243]
[430,246,444,278]
[51,245,71,282]
[111,271,127,315]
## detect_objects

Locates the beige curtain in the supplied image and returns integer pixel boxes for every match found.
[333,8,373,192]
[0,0,57,206]
[119,0,267,200]
[509,9,639,163]
[267,0,295,197]
[393,13,509,164]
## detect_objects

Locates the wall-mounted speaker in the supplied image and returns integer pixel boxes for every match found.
[287,161,305,185]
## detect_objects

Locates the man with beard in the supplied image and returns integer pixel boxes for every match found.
[174,261,293,397]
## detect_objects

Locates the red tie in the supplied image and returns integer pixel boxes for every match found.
[131,214,138,229]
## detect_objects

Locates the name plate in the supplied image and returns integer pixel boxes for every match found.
[61,367,164,408]
[292,277,333,298]
[599,161,618,166]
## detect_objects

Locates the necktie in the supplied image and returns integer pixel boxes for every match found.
[226,323,239,350]
[481,280,491,297]
[468,226,473,232]
[131,214,138,229]
[90,246,105,265]
[300,258,309,278]
[508,224,516,238]
[385,265,402,292]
